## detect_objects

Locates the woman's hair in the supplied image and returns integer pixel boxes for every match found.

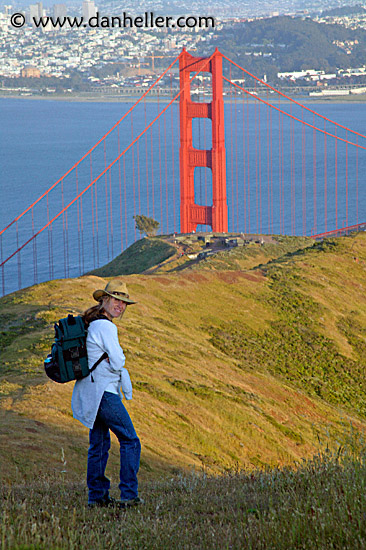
[83,297,110,325]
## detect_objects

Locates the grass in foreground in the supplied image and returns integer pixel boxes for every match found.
[1,445,365,550]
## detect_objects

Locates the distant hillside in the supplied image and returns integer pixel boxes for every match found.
[205,15,366,80]
[88,233,314,277]
[322,5,366,17]
[1,232,366,483]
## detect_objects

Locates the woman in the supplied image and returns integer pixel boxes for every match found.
[71,279,142,509]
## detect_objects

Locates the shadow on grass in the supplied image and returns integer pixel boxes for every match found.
[1,444,365,549]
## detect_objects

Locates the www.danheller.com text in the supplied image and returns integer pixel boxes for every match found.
[10,11,216,30]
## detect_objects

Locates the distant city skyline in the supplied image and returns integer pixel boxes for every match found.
[2,0,366,93]
[1,0,364,14]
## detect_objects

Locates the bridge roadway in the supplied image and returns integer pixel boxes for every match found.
[2,83,366,99]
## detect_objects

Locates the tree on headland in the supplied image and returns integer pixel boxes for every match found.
[133,215,160,237]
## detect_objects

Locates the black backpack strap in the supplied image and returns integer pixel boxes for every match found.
[89,352,108,373]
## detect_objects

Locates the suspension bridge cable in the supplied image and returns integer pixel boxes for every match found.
[1,52,216,269]
[223,77,366,150]
[118,125,123,253]
[324,121,327,233]
[222,54,366,140]
[1,56,182,237]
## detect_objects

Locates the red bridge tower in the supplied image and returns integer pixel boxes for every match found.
[179,49,228,233]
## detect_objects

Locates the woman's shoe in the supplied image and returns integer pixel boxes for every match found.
[88,496,117,508]
[118,497,144,509]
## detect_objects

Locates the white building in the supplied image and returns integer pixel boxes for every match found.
[28,2,43,23]
[82,0,97,21]
[53,4,67,19]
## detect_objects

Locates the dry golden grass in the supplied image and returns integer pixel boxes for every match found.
[1,233,366,485]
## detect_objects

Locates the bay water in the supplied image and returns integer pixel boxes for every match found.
[1,97,366,295]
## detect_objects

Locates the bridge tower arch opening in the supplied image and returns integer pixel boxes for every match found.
[179,48,228,233]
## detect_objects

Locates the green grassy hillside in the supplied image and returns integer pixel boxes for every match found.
[87,237,177,276]
[87,233,314,277]
[1,232,366,485]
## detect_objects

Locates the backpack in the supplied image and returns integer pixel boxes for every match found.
[44,314,107,383]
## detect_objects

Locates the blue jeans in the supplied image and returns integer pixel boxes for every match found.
[87,391,141,503]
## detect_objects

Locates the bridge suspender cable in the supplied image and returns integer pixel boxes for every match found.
[0,53,182,238]
[222,53,366,141]
[0,52,216,270]
[2,49,366,296]
[223,77,366,150]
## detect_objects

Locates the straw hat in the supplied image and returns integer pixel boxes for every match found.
[93,279,137,304]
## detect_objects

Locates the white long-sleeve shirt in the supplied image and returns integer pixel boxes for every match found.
[71,319,133,429]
